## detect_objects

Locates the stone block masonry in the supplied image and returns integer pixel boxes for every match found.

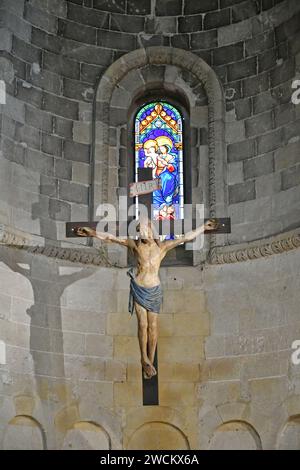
[0,0,300,452]
[0,0,299,242]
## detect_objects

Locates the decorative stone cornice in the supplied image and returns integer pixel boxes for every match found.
[28,244,112,266]
[0,224,112,267]
[1,223,300,266]
[210,229,300,264]
[0,223,35,248]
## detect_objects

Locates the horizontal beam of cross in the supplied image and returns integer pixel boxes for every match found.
[66,218,231,238]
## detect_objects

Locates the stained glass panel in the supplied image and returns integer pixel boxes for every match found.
[135,102,184,232]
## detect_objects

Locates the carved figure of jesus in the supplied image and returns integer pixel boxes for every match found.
[75,218,218,379]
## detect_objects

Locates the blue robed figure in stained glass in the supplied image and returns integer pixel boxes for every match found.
[135,102,184,228]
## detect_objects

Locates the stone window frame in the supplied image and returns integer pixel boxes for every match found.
[93,46,227,267]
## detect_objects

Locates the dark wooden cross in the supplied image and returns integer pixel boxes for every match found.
[135,168,159,406]
[66,169,230,406]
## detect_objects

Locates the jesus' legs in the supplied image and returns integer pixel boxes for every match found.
[147,311,158,367]
[134,302,156,379]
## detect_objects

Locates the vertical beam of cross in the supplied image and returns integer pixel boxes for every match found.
[136,168,159,406]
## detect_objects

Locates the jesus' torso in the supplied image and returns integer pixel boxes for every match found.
[133,240,165,288]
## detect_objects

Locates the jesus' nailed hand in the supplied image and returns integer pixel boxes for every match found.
[74,218,218,379]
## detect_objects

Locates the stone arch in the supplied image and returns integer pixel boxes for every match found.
[277,415,300,450]
[93,46,226,265]
[208,420,262,450]
[127,421,190,450]
[76,402,123,450]
[3,415,46,450]
[124,406,196,449]
[62,421,111,450]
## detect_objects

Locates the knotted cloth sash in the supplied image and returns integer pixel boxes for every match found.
[127,268,163,315]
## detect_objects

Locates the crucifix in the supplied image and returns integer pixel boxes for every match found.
[66,169,230,406]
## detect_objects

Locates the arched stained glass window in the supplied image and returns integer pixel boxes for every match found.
[135,102,184,227]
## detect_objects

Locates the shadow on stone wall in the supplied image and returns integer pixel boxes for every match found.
[0,185,95,428]
[0,241,93,397]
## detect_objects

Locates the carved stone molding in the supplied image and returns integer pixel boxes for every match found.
[1,223,299,267]
[210,229,300,264]
[28,244,112,266]
[0,224,112,267]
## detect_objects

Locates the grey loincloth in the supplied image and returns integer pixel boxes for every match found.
[127,268,163,315]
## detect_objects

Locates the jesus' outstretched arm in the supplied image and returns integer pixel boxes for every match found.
[73,226,136,250]
[161,218,219,253]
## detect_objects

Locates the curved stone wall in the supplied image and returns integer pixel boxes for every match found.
[1,0,300,451]
[0,244,299,449]
[0,0,299,250]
